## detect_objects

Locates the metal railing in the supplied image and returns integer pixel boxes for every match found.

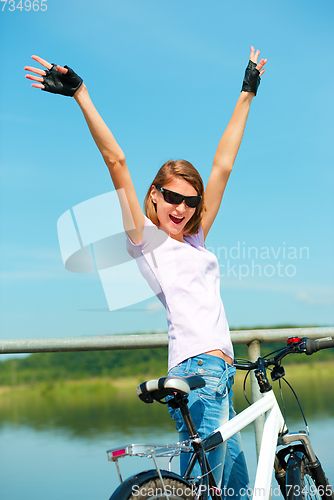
[1,327,333,354]
[1,326,333,459]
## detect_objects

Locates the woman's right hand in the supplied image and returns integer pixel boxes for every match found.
[24,55,83,97]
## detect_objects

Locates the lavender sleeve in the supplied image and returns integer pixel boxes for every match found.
[184,226,205,248]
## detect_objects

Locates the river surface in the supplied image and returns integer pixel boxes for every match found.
[1,378,334,500]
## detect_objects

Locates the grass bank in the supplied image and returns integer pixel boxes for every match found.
[1,360,333,397]
[1,361,334,434]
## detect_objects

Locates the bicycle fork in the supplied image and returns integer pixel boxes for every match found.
[275,432,330,500]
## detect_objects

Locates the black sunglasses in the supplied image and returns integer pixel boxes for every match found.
[155,186,201,208]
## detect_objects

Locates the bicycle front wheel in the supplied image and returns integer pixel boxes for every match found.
[286,453,334,500]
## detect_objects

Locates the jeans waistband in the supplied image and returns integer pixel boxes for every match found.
[172,353,236,377]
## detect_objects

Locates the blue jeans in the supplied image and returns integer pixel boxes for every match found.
[168,354,249,499]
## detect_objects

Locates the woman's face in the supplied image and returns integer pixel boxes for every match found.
[150,177,198,242]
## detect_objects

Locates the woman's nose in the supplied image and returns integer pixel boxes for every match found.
[176,200,187,211]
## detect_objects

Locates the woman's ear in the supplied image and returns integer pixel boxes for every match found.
[150,185,157,204]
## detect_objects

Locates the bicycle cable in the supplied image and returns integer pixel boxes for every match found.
[278,373,309,434]
[278,374,287,431]
[263,347,287,359]
[234,358,252,364]
[234,358,253,406]
[242,370,252,406]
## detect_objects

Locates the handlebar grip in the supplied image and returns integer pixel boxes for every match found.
[305,337,334,355]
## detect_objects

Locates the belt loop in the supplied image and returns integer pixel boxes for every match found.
[217,369,228,395]
[227,364,236,388]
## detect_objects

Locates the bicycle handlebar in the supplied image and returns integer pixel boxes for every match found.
[234,336,334,371]
[304,337,334,354]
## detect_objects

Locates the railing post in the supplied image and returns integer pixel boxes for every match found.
[247,340,264,461]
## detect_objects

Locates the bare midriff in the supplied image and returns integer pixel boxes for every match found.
[206,349,233,366]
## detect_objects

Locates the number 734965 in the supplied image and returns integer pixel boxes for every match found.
[1,0,47,11]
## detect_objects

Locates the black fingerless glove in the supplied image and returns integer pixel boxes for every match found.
[42,64,83,97]
[241,60,260,96]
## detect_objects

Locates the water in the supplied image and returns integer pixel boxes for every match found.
[1,379,334,500]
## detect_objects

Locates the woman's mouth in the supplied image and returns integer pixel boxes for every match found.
[169,214,185,225]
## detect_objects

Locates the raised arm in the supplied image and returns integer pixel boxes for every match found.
[201,47,267,240]
[24,56,145,243]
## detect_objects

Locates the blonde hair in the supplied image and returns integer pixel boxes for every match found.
[144,160,205,235]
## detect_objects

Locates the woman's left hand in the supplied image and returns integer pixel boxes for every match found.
[249,46,267,77]
[241,46,267,96]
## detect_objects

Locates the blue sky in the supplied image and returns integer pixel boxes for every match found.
[0,0,333,347]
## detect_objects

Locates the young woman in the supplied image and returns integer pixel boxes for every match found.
[25,47,267,496]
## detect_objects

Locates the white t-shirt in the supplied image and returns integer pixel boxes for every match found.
[126,217,233,371]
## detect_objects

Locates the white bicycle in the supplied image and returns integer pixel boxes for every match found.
[107,336,334,500]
